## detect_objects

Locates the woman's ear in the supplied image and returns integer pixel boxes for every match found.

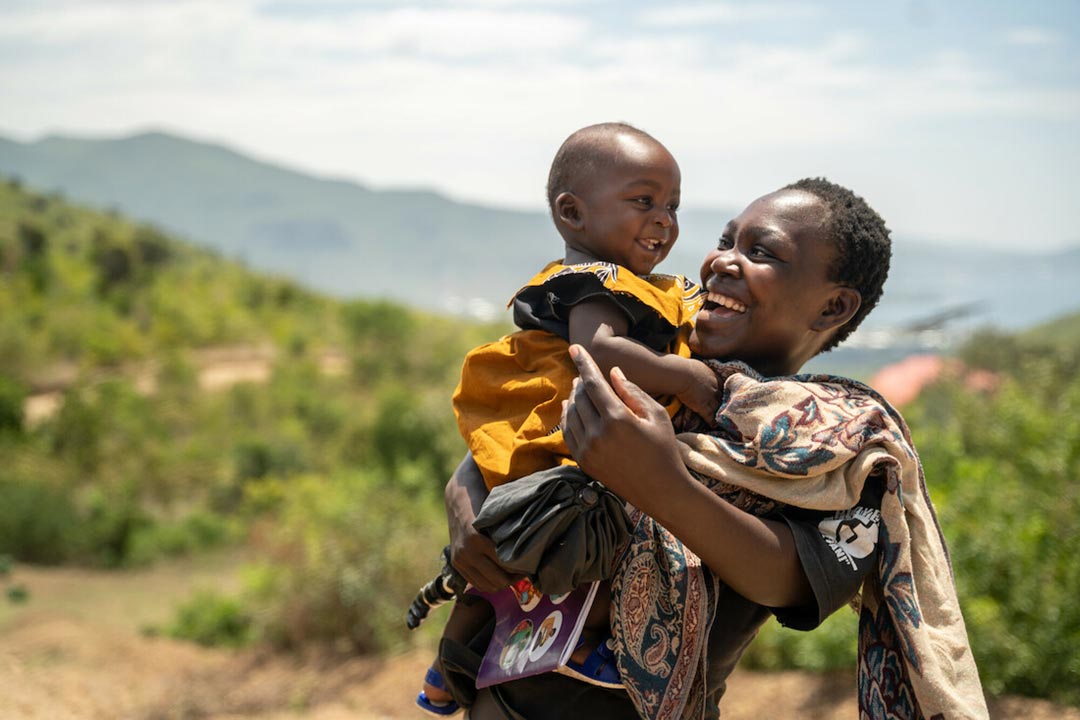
[812,287,861,333]
[554,191,586,232]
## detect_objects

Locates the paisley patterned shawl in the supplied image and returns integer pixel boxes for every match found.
[609,361,989,720]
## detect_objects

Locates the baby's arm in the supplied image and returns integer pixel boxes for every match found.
[568,297,719,422]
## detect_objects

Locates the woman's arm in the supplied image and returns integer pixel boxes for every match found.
[444,453,520,593]
[561,345,813,608]
[568,298,719,421]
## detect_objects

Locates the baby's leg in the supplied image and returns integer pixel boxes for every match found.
[569,581,611,663]
[422,597,494,706]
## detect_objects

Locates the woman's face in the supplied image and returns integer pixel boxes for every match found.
[688,189,852,376]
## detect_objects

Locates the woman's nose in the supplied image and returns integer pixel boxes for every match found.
[710,248,742,277]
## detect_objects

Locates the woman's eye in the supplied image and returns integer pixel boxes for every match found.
[717,237,733,249]
[750,246,773,259]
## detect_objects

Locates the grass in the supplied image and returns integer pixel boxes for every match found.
[0,547,251,634]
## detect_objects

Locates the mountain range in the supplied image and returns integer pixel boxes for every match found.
[2,130,1077,346]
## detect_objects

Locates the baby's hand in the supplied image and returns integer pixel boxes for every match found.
[678,358,721,423]
[677,360,720,425]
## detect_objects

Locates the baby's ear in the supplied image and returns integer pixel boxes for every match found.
[812,287,861,333]
[554,192,585,232]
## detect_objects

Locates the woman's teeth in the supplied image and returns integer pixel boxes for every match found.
[707,292,747,313]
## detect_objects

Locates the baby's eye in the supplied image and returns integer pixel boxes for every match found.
[750,245,774,259]
[667,202,680,213]
[633,197,654,208]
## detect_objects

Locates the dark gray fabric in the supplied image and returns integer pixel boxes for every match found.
[472,465,631,595]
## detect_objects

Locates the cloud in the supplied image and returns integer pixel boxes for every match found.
[1,0,1077,246]
[1004,26,1063,48]
[636,2,820,27]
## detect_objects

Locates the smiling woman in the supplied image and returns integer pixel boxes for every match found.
[690,178,887,377]
[444,179,989,720]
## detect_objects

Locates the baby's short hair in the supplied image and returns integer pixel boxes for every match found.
[784,178,892,351]
[546,122,659,211]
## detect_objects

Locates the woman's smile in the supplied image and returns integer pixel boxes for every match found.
[704,291,747,314]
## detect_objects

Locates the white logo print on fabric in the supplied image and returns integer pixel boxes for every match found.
[818,506,881,570]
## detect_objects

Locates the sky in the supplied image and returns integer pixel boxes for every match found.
[1,0,1079,251]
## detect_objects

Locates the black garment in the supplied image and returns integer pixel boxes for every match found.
[438,603,639,720]
[700,476,885,718]
[440,477,883,719]
[472,464,631,595]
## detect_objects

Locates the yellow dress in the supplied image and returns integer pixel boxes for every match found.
[453,260,704,489]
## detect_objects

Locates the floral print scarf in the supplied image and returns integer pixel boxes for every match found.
[609,361,988,720]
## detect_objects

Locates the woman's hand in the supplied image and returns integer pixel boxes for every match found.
[445,454,519,592]
[560,345,685,513]
[562,345,814,608]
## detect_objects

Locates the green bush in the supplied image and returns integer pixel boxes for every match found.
[0,375,26,436]
[0,475,80,564]
[369,384,458,491]
[906,368,1080,706]
[126,512,235,566]
[242,471,447,654]
[742,607,859,672]
[168,590,254,647]
[81,482,152,568]
[6,584,30,604]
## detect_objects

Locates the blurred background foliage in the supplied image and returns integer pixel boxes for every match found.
[1,180,1076,705]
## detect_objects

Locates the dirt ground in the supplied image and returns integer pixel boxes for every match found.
[0,562,1076,720]
[22,345,349,427]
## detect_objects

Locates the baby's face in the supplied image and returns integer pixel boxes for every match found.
[571,135,681,276]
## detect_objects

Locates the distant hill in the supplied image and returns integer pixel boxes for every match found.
[0,131,732,317]
[1,130,1077,338]
[0,177,345,380]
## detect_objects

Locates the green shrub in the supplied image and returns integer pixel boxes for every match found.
[0,475,80,564]
[126,512,235,566]
[0,375,25,436]
[369,384,460,493]
[906,369,1080,706]
[81,482,151,567]
[168,590,254,647]
[6,584,29,604]
[243,471,447,654]
[742,608,859,672]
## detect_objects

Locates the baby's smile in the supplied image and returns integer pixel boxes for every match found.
[638,237,666,251]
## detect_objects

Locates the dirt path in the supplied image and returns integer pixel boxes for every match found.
[1,563,1076,720]
[22,345,348,426]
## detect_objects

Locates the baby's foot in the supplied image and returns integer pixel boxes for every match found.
[416,664,460,716]
[422,677,454,705]
[559,634,623,689]
[570,635,595,665]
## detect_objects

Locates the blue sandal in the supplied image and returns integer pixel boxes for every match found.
[557,636,623,689]
[416,665,462,717]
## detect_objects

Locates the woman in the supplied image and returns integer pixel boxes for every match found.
[444,179,987,719]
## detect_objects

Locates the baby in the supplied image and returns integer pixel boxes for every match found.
[417,123,715,715]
